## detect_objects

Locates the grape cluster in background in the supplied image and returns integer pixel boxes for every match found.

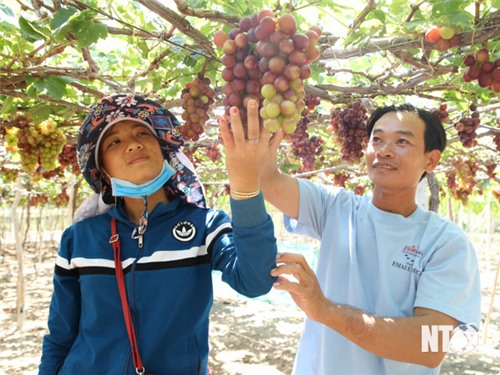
[424,25,462,52]
[58,144,81,175]
[179,75,217,141]
[213,10,321,134]
[289,94,324,172]
[453,104,481,148]
[5,113,66,174]
[328,101,369,164]
[463,48,500,93]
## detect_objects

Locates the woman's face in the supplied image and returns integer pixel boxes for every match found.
[100,120,164,184]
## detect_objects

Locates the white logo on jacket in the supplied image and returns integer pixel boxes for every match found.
[172,221,196,242]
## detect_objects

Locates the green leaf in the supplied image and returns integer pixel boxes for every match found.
[28,104,53,124]
[18,16,46,42]
[72,21,108,47]
[367,9,386,24]
[44,76,72,100]
[0,96,14,115]
[50,6,78,30]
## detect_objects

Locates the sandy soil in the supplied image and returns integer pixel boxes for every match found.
[0,240,498,375]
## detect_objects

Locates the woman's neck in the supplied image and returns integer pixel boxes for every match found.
[122,188,169,224]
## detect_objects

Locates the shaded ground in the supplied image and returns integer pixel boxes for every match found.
[0,241,498,374]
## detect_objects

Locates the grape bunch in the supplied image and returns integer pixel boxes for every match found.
[0,167,19,183]
[29,194,49,207]
[446,156,479,204]
[453,104,480,148]
[214,10,321,134]
[7,113,67,173]
[328,101,369,163]
[431,103,450,124]
[205,144,222,162]
[290,119,325,172]
[289,94,324,172]
[463,49,500,93]
[485,161,497,179]
[332,172,349,187]
[305,93,321,111]
[58,144,81,175]
[179,75,217,141]
[424,25,462,52]
[36,165,65,180]
[53,188,70,207]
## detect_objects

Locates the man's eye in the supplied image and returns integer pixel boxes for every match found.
[398,139,409,144]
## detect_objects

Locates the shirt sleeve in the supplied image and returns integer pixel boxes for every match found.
[209,192,278,297]
[39,227,81,375]
[284,178,345,240]
[414,223,481,326]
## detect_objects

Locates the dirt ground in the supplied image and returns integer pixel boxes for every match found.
[0,240,498,375]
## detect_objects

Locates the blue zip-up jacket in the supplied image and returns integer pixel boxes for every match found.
[39,193,277,374]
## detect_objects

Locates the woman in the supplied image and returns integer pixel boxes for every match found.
[39,94,277,374]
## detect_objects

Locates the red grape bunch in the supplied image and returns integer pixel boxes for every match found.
[446,156,479,204]
[179,75,217,141]
[463,48,500,93]
[205,144,222,163]
[213,10,321,135]
[53,188,70,207]
[424,25,462,52]
[431,103,450,124]
[58,144,81,175]
[29,194,49,207]
[328,100,369,163]
[453,104,480,148]
[289,94,324,172]
[332,172,349,187]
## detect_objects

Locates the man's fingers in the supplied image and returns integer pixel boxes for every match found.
[276,252,308,266]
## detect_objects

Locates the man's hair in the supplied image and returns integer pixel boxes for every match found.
[366,104,447,180]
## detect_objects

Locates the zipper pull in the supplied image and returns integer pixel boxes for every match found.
[138,234,143,248]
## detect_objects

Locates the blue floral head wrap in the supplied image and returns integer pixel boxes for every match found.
[76,94,206,207]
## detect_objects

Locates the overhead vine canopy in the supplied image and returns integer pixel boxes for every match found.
[0,0,499,208]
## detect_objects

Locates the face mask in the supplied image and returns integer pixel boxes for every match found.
[110,160,175,198]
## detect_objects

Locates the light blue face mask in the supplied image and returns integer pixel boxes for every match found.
[110,160,175,198]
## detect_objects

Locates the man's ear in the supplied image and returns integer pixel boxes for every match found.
[425,150,442,173]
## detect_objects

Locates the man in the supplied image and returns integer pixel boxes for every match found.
[260,104,481,374]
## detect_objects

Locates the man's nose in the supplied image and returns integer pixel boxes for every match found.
[376,142,394,157]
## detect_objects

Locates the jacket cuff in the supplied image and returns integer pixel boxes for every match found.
[230,191,267,228]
